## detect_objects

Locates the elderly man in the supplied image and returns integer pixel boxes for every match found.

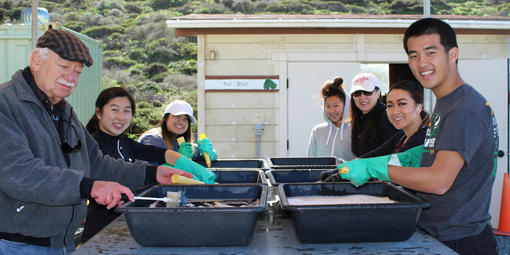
[0,28,192,254]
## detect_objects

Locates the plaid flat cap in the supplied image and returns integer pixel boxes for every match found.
[37,28,93,67]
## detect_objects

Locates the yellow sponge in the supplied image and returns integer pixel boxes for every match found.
[171,174,205,184]
[199,133,211,167]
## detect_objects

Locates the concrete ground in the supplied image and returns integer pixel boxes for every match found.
[497,235,510,254]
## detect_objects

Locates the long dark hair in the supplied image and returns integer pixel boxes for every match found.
[349,87,382,155]
[160,113,192,150]
[388,80,430,124]
[320,76,346,104]
[86,87,136,134]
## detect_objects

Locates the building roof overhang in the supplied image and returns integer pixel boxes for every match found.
[167,14,510,36]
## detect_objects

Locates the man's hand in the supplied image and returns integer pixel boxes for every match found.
[91,181,134,209]
[156,165,194,184]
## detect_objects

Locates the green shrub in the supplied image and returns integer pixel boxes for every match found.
[82,25,125,39]
[231,0,255,13]
[8,6,23,22]
[103,50,121,58]
[104,57,137,69]
[63,20,87,32]
[147,47,178,64]
[0,8,5,22]
[168,59,197,75]
[143,63,168,78]
[130,105,163,137]
[125,3,143,13]
[128,48,148,62]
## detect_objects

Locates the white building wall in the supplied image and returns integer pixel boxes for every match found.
[198,32,510,158]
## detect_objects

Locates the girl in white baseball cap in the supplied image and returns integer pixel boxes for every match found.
[348,73,398,157]
[140,100,217,165]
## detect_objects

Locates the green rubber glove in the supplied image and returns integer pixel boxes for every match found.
[177,142,193,159]
[197,138,217,161]
[338,145,424,187]
[163,156,216,184]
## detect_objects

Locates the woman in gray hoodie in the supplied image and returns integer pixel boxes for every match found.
[307,77,355,161]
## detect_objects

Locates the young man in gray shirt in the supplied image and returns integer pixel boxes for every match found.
[330,18,499,254]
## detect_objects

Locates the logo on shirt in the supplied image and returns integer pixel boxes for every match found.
[424,112,442,151]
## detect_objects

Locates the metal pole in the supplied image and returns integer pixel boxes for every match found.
[31,0,38,51]
[423,0,430,17]
[255,124,263,158]
[422,0,435,114]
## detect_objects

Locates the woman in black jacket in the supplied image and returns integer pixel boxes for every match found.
[319,80,428,181]
[81,87,215,242]
[360,80,429,158]
[348,73,398,157]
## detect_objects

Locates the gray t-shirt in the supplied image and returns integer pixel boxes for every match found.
[418,84,498,241]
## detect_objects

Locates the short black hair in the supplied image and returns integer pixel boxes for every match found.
[403,18,458,54]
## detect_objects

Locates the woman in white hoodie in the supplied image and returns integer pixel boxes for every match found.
[307,77,355,161]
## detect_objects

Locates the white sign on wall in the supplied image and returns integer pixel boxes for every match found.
[205,77,279,90]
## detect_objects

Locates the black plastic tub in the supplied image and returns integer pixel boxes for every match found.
[266,169,336,185]
[197,159,268,169]
[279,182,429,243]
[268,156,342,169]
[117,184,267,247]
[213,169,268,185]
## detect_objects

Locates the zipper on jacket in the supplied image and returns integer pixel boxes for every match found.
[63,204,75,246]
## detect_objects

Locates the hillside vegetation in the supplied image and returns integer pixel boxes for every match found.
[1,0,509,136]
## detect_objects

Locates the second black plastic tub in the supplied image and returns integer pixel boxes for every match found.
[268,156,342,169]
[213,169,268,185]
[266,169,332,185]
[279,182,429,243]
[197,159,268,169]
[117,184,267,246]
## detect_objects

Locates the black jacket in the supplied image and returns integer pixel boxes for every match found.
[352,102,399,157]
[81,130,166,242]
[360,125,427,158]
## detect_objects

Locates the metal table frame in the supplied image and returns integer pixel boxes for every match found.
[74,212,457,255]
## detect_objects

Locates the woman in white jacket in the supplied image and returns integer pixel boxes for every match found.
[307,77,355,161]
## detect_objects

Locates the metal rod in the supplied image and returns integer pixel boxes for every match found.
[423,0,434,114]
[423,0,431,17]
[31,0,38,51]
[134,196,168,202]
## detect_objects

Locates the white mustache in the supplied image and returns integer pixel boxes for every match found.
[57,78,75,88]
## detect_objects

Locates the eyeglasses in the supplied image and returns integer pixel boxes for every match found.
[352,88,377,97]
[61,109,82,153]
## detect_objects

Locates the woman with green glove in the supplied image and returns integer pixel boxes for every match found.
[83,88,215,242]
[139,100,217,164]
[320,80,429,181]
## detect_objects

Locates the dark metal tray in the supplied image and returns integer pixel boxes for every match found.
[117,184,267,246]
[265,169,332,185]
[213,169,268,185]
[268,156,342,169]
[197,158,269,169]
[279,182,429,243]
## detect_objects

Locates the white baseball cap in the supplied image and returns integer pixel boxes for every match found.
[350,73,381,93]
[163,100,196,124]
